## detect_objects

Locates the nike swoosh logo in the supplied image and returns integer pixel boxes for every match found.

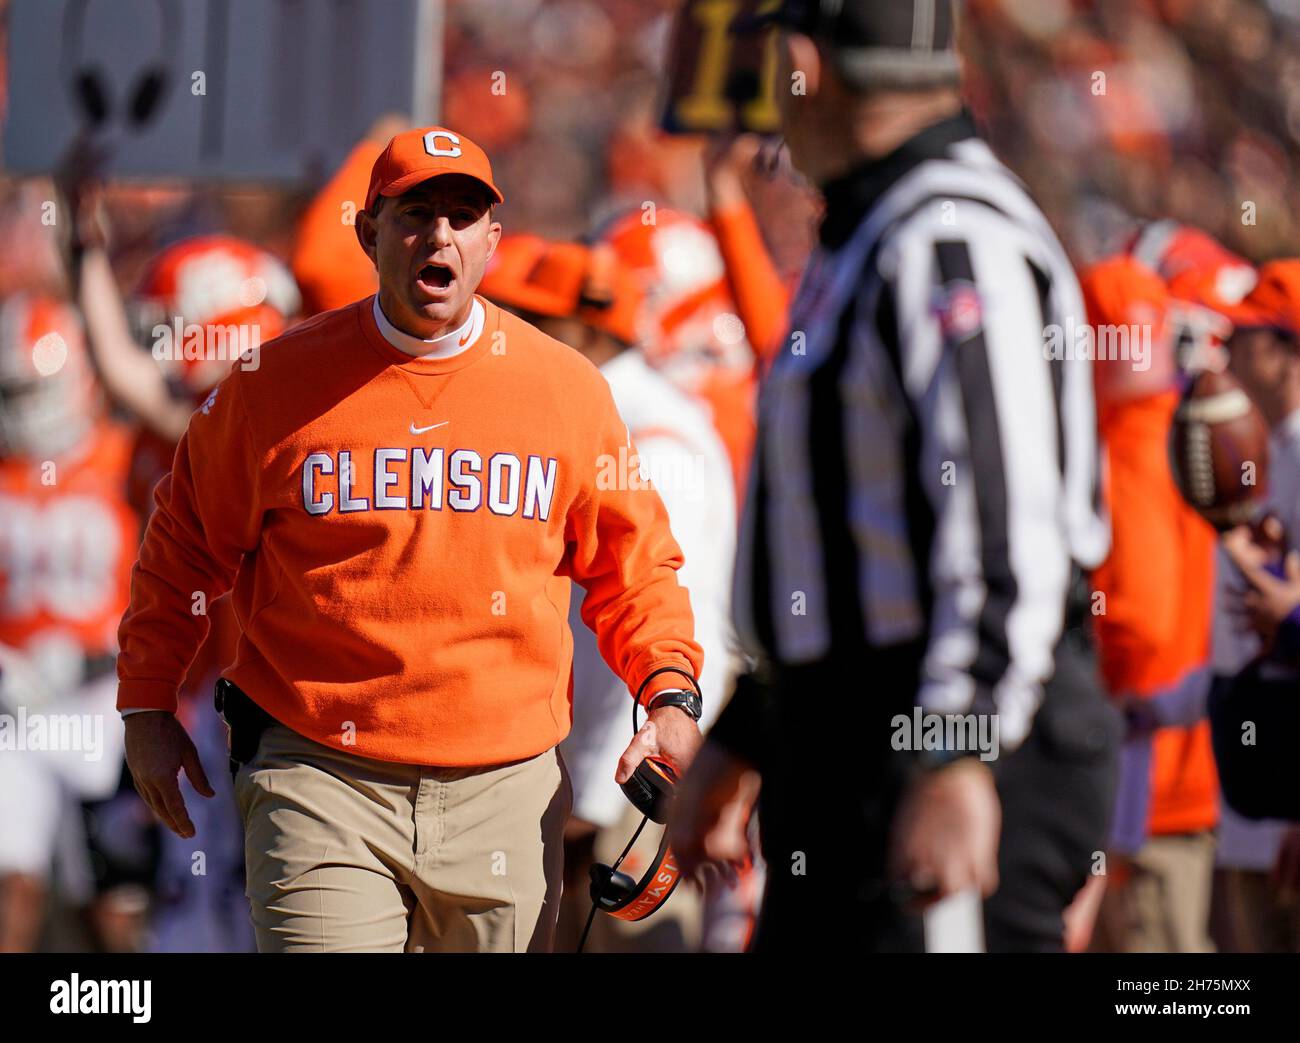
[458,329,474,347]
[409,421,449,435]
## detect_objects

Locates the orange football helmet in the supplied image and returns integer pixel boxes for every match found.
[1127,221,1255,376]
[0,293,97,460]
[132,235,300,393]
[600,208,751,379]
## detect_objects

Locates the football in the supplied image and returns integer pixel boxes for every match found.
[1169,368,1271,530]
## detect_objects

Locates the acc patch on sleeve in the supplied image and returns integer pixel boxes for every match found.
[932,279,984,345]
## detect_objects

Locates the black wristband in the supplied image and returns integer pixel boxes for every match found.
[646,687,703,721]
[632,667,702,733]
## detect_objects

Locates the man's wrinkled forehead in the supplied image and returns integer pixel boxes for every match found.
[391,174,494,211]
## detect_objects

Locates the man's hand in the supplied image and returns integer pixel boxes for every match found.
[1224,524,1300,646]
[668,739,760,878]
[1222,516,1285,586]
[52,134,111,260]
[1240,551,1300,647]
[615,705,703,785]
[703,133,765,209]
[1062,872,1107,953]
[1224,514,1287,568]
[123,711,214,839]
[888,758,1001,906]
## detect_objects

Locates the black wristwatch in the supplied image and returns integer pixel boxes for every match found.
[646,687,703,722]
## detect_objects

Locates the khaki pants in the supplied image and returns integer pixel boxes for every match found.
[1093,831,1217,953]
[234,723,571,952]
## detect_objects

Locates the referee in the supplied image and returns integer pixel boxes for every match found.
[672,0,1118,951]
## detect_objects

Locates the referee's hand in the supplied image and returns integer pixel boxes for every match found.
[888,758,1000,905]
[123,711,214,839]
[669,739,759,878]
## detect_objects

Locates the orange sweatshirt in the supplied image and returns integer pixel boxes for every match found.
[117,296,703,767]
[1092,389,1218,836]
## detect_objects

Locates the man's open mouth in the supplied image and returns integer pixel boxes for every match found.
[417,263,454,291]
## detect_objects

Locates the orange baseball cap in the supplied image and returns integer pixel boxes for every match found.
[480,235,643,346]
[1223,259,1300,337]
[365,126,504,212]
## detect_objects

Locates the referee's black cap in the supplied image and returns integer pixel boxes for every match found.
[733,0,961,89]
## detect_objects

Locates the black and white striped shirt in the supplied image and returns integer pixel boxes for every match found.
[733,114,1108,749]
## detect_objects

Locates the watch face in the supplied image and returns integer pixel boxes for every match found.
[670,691,702,717]
[655,690,702,720]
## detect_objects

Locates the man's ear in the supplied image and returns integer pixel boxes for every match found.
[485,218,503,264]
[355,207,379,268]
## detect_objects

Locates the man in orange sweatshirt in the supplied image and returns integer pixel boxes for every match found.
[117,127,705,953]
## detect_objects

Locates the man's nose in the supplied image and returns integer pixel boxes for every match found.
[427,216,453,247]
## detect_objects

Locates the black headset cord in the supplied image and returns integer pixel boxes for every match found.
[576,813,649,953]
[577,669,696,952]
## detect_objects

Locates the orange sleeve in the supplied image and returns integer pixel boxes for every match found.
[710,200,790,364]
[1091,393,1183,696]
[1149,720,1219,835]
[562,388,704,706]
[696,368,757,506]
[291,140,383,315]
[116,373,264,712]
[1149,476,1219,834]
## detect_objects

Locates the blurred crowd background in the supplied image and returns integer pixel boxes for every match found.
[13,0,1300,296]
[965,0,1300,264]
[2,0,1300,953]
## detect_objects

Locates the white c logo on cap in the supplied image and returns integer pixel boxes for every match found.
[423,130,463,159]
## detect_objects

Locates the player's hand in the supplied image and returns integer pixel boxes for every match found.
[1062,872,1107,953]
[1222,516,1285,581]
[52,134,111,252]
[668,739,760,878]
[703,133,764,209]
[615,705,702,785]
[888,758,1001,906]
[1226,546,1300,647]
[1247,548,1300,620]
[123,711,214,839]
